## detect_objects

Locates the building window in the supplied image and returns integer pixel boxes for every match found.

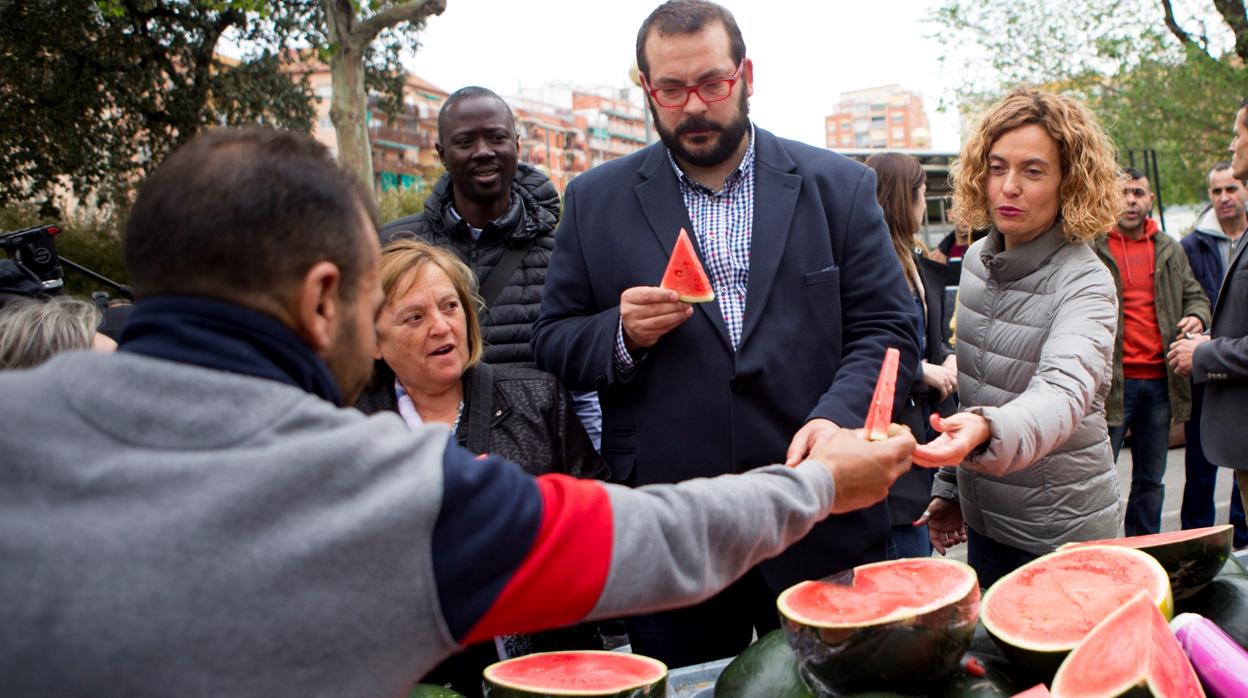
[892,128,905,140]
[891,113,904,124]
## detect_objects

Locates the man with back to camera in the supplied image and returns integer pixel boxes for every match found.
[0,126,916,697]
[1170,98,1248,529]
[378,86,603,447]
[1092,166,1209,535]
[532,0,919,666]
[1178,162,1248,546]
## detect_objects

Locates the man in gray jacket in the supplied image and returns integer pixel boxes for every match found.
[1170,98,1248,517]
[0,127,915,697]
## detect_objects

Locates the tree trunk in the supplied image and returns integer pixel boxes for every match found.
[322,0,375,197]
[321,0,447,201]
[329,42,375,196]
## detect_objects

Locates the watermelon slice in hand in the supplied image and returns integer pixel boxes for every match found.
[863,347,901,441]
[660,228,715,303]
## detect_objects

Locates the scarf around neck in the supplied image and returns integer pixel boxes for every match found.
[118,296,342,405]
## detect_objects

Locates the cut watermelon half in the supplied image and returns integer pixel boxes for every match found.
[981,545,1173,679]
[482,650,667,697]
[863,347,901,441]
[659,228,715,303]
[777,557,980,695]
[1050,592,1204,698]
[1060,525,1233,600]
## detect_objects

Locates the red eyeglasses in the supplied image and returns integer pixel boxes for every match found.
[642,60,745,109]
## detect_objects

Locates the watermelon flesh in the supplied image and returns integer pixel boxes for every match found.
[864,348,901,442]
[482,651,667,698]
[1013,686,1052,697]
[1060,525,1233,600]
[659,228,715,303]
[777,558,980,695]
[1050,592,1204,698]
[981,545,1174,679]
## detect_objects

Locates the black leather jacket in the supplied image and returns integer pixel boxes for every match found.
[379,164,559,367]
[355,362,607,481]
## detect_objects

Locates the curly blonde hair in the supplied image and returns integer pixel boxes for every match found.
[951,86,1120,243]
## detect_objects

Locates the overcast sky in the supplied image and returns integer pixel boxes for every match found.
[406,0,964,151]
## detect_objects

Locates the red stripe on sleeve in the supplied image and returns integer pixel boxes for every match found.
[462,474,613,644]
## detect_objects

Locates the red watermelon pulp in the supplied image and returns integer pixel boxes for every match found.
[777,557,980,695]
[1060,525,1233,600]
[1050,592,1204,698]
[981,545,1173,679]
[482,651,667,697]
[864,347,901,441]
[659,228,715,303]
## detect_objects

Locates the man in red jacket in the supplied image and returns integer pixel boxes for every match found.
[1095,166,1209,535]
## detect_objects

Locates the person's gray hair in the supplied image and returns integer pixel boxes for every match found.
[0,296,101,369]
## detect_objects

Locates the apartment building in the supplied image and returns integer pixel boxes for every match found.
[825,85,931,150]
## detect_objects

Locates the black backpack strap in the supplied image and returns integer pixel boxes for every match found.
[463,363,495,455]
[478,238,537,309]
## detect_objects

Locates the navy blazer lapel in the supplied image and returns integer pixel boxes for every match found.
[634,145,733,350]
[740,129,801,347]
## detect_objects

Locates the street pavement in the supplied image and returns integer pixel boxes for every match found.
[939,444,1240,564]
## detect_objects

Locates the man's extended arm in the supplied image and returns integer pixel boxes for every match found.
[432,427,914,645]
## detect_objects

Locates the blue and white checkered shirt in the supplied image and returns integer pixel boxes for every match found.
[615,124,757,371]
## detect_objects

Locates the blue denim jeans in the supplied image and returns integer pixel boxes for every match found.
[886,523,933,559]
[1109,378,1171,536]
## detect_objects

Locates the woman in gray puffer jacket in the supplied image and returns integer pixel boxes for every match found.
[913,87,1124,587]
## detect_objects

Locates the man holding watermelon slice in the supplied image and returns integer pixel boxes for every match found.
[534,0,920,667]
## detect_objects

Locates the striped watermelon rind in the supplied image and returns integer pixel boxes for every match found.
[777,558,980,695]
[1059,524,1233,600]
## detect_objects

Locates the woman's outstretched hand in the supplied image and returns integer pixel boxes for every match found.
[912,412,991,468]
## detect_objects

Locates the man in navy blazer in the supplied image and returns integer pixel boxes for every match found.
[533,0,919,667]
[1170,98,1248,521]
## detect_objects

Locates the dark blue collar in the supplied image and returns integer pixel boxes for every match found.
[118,296,341,405]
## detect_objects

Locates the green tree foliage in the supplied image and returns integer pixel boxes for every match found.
[0,0,446,218]
[0,0,318,216]
[930,0,1248,206]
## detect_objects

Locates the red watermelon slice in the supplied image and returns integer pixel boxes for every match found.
[483,650,667,697]
[863,347,901,441]
[660,228,715,303]
[1050,592,1204,698]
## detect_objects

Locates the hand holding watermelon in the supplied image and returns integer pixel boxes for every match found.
[619,286,693,352]
[805,424,916,514]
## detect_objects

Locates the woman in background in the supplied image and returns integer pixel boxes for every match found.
[866,152,957,559]
[355,239,607,696]
[913,87,1122,588]
[0,295,115,369]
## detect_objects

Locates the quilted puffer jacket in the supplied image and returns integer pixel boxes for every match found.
[380,163,559,366]
[932,224,1122,554]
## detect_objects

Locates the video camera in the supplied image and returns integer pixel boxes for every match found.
[0,224,133,304]
[0,224,66,294]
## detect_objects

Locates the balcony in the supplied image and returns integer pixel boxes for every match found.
[368,124,435,151]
